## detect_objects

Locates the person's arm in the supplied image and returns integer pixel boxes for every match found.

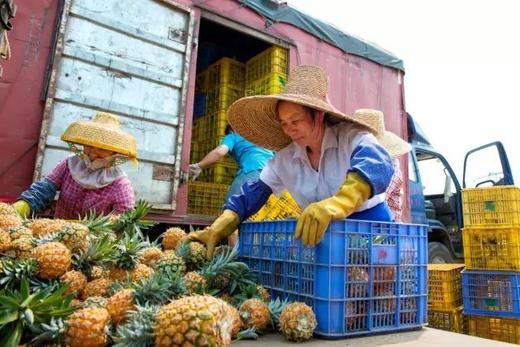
[187,179,272,257]
[15,159,68,217]
[197,145,229,169]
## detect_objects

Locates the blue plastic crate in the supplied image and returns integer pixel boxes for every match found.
[238,219,428,338]
[462,270,520,318]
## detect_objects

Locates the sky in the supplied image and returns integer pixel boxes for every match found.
[288,0,520,185]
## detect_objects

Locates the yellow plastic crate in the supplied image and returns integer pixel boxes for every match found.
[207,57,245,90]
[190,139,223,164]
[462,186,520,227]
[428,263,464,310]
[245,72,287,96]
[428,307,465,333]
[206,84,244,115]
[199,158,238,185]
[187,181,229,216]
[191,113,228,145]
[245,46,289,84]
[249,191,301,221]
[463,226,520,270]
[467,315,520,344]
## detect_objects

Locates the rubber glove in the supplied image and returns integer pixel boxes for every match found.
[295,172,371,246]
[13,200,31,218]
[187,209,239,258]
[189,163,202,180]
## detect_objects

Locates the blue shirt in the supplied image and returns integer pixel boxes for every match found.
[221,132,274,175]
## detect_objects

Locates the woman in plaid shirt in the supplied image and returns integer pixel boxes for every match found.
[352,109,411,222]
[13,112,137,219]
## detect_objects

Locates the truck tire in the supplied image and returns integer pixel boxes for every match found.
[428,242,454,263]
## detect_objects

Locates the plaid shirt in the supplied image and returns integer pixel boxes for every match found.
[47,159,135,219]
[386,160,404,222]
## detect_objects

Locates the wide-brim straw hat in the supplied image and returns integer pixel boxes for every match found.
[227,65,369,151]
[61,112,137,159]
[352,109,411,157]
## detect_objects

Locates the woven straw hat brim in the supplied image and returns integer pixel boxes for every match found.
[379,131,412,157]
[61,121,137,159]
[227,94,369,151]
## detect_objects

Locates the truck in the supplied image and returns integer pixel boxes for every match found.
[0,0,409,223]
[407,112,514,262]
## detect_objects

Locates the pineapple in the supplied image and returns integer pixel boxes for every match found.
[57,222,90,252]
[139,246,162,267]
[0,202,16,215]
[131,263,154,281]
[60,270,87,297]
[82,296,108,309]
[32,242,71,279]
[109,267,132,282]
[184,271,206,294]
[154,250,186,274]
[239,298,271,332]
[106,288,135,324]
[154,295,233,347]
[65,307,111,347]
[257,285,270,302]
[0,229,12,251]
[224,302,242,339]
[161,227,186,250]
[178,241,207,270]
[12,235,34,259]
[0,213,22,229]
[71,298,82,307]
[8,225,32,240]
[29,218,67,237]
[90,266,109,280]
[82,278,112,299]
[279,302,317,342]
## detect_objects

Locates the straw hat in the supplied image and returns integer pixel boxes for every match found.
[352,109,411,157]
[61,112,137,159]
[227,65,369,151]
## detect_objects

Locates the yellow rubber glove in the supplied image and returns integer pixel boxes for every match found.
[13,200,31,218]
[295,172,372,246]
[186,209,239,258]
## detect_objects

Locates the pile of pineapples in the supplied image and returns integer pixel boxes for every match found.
[0,201,317,346]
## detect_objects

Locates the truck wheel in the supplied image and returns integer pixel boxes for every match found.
[428,242,454,263]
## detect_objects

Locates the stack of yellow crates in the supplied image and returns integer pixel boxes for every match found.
[461,186,520,344]
[188,58,244,216]
[427,264,466,333]
[189,46,300,219]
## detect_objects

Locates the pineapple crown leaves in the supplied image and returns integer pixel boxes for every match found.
[111,304,159,347]
[72,234,116,275]
[0,280,75,347]
[111,200,156,236]
[29,316,66,345]
[33,232,61,246]
[200,245,250,289]
[0,258,39,290]
[114,232,150,270]
[234,327,259,341]
[29,278,62,293]
[80,210,114,236]
[174,238,190,259]
[228,270,259,297]
[267,297,289,329]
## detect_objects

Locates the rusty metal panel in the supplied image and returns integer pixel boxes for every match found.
[0,0,60,201]
[36,0,195,210]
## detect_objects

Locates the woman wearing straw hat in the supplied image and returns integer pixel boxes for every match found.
[188,65,395,257]
[352,109,412,222]
[13,112,137,219]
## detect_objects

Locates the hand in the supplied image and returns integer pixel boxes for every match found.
[189,163,202,180]
[13,200,31,218]
[186,209,239,258]
[295,172,371,246]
